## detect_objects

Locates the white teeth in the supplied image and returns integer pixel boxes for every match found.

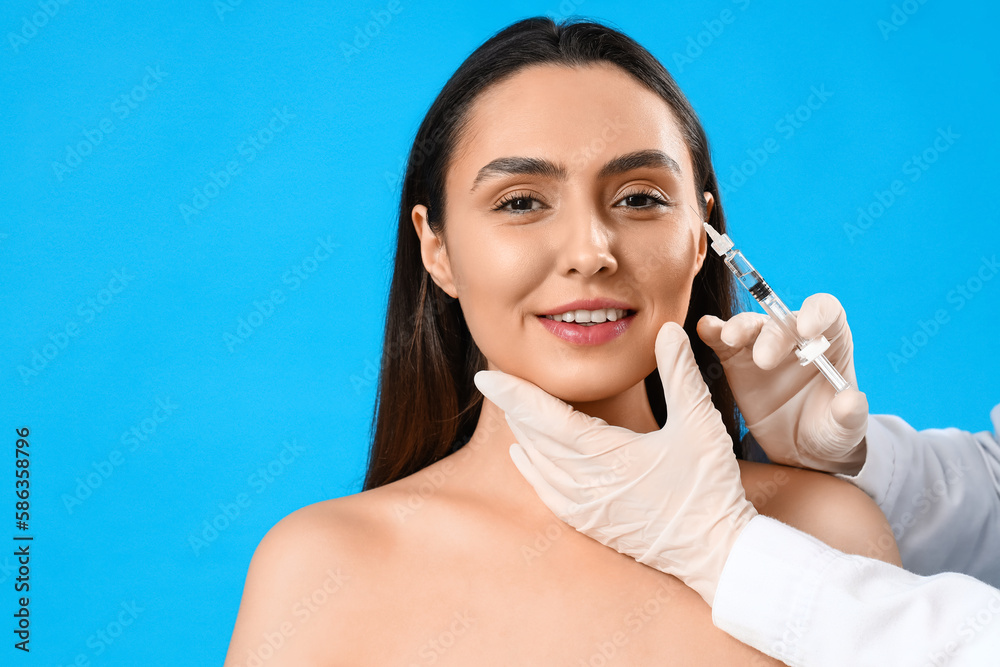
[544,308,629,323]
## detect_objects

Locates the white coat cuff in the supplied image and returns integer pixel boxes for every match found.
[834,415,898,509]
[713,515,837,665]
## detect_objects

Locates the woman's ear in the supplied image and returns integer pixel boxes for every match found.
[693,191,714,271]
[412,204,459,298]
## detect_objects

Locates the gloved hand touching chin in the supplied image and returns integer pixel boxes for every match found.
[474,321,757,607]
[696,292,868,475]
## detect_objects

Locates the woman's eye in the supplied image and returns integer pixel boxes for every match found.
[493,193,544,214]
[615,190,670,209]
[493,189,670,214]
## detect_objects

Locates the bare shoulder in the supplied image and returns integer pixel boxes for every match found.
[223,488,399,667]
[738,460,902,566]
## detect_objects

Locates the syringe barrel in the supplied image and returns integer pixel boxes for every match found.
[758,293,807,348]
[725,250,805,346]
[812,353,851,393]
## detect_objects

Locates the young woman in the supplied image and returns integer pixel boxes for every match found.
[225,17,900,665]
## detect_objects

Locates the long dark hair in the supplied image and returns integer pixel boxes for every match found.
[363,16,744,491]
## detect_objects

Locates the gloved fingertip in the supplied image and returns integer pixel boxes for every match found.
[657,323,713,412]
[504,411,527,441]
[719,323,738,348]
[717,313,763,349]
[473,370,504,396]
[753,321,794,369]
[798,293,845,339]
[696,315,725,347]
[508,442,525,466]
[697,314,723,330]
[695,315,726,352]
[655,323,691,365]
[476,371,544,423]
[507,442,537,482]
[831,388,868,430]
[751,338,781,370]
[657,320,686,344]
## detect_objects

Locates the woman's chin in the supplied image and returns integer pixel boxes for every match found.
[526,373,647,407]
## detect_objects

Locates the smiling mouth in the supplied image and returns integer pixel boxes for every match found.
[540,308,637,326]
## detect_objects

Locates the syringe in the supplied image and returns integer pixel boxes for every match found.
[703,222,851,394]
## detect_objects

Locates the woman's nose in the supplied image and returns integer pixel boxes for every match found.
[556,209,618,277]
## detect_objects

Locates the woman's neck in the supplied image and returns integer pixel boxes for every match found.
[448,378,660,518]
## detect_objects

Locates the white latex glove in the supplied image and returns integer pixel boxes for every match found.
[696,292,868,475]
[473,321,757,606]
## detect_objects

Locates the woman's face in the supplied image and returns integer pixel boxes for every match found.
[413,63,713,403]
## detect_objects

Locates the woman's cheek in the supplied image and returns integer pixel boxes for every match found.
[631,241,691,286]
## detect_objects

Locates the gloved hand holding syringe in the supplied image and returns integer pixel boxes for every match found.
[694,213,868,475]
[702,221,851,394]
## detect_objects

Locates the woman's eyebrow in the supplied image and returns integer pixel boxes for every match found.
[470,156,564,192]
[597,149,682,180]
[470,149,682,193]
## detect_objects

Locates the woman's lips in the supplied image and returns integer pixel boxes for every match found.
[537,312,636,345]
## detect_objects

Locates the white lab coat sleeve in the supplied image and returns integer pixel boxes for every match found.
[836,404,1000,586]
[713,515,1000,667]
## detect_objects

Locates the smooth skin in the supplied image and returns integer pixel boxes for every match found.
[224,63,900,666]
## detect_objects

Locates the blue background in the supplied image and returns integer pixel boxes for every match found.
[2,0,997,663]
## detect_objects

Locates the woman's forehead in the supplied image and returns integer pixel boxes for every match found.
[450,63,693,188]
